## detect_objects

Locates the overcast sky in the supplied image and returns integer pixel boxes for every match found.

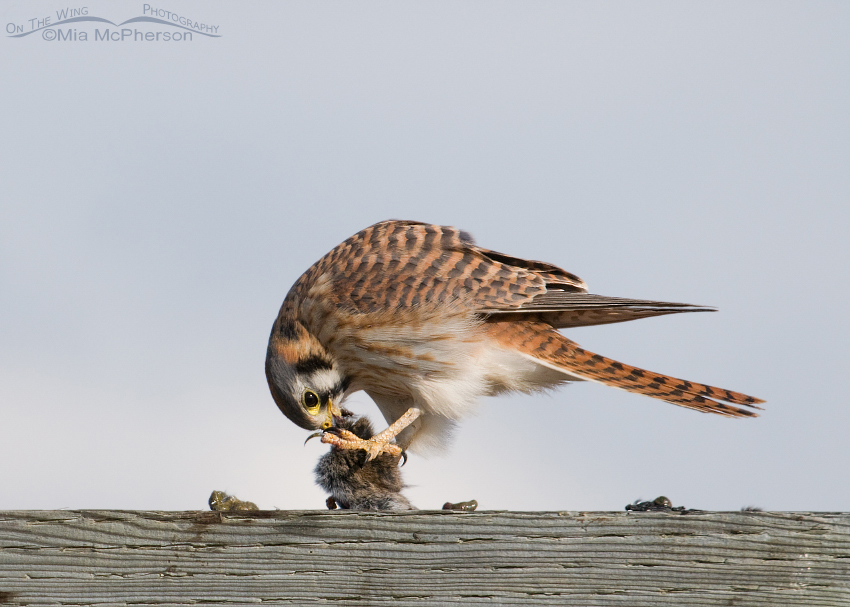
[1,1,848,512]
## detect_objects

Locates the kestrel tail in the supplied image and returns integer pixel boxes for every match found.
[265,220,763,457]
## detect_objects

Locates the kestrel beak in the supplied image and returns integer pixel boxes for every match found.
[304,430,324,445]
[321,398,343,430]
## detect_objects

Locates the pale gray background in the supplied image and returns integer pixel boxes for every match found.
[1,1,847,511]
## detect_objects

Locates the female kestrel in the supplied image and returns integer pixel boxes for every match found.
[266,220,762,458]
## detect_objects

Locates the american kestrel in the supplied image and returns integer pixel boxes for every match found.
[266,220,762,460]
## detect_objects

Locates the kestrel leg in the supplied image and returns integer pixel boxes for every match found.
[320,407,422,461]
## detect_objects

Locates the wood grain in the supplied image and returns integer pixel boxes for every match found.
[1,510,848,606]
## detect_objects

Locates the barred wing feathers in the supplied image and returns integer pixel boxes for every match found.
[286,220,713,330]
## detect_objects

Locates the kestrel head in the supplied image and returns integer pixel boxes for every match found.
[265,317,350,431]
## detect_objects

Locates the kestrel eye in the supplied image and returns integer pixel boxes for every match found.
[302,389,320,414]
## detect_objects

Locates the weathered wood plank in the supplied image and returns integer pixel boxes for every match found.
[0,510,848,606]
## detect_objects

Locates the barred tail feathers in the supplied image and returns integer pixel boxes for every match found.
[488,320,764,417]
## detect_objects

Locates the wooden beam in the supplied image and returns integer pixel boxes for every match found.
[1,510,848,605]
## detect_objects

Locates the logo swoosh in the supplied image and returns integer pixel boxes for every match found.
[8,15,222,38]
[118,17,221,37]
[8,16,118,37]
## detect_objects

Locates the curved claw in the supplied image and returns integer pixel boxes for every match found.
[399,450,408,467]
[304,430,325,446]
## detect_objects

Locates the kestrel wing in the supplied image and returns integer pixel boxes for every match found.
[298,220,556,313]
[467,246,715,328]
[489,292,716,329]
[290,220,715,329]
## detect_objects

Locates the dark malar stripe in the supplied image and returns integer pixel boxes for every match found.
[319,377,353,405]
[335,376,352,395]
